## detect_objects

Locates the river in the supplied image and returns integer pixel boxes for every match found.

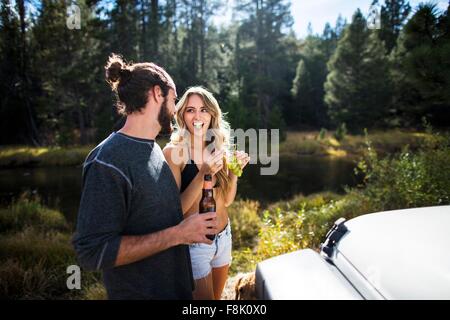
[0,155,360,224]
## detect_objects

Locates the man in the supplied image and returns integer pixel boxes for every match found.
[72,54,217,299]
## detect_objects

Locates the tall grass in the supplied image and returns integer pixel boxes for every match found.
[279,129,430,158]
[0,193,69,234]
[228,199,261,249]
[0,145,92,168]
[0,194,105,299]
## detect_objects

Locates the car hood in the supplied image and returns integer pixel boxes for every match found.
[334,205,450,299]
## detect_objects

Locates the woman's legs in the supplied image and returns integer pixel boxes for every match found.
[190,222,232,300]
[193,272,215,300]
[212,264,229,300]
[193,265,229,300]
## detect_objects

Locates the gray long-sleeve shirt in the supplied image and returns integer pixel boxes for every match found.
[72,132,194,299]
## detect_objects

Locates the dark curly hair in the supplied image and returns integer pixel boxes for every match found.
[105,53,175,115]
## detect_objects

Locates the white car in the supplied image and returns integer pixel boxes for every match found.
[255,206,450,300]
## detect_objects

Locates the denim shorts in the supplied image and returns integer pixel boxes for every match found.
[189,220,232,280]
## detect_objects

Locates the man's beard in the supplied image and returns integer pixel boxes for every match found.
[158,97,173,135]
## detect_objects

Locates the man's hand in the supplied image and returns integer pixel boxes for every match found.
[115,212,218,267]
[177,212,218,245]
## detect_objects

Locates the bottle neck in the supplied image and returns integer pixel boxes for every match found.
[203,180,213,190]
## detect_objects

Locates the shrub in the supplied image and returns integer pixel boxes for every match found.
[355,128,450,210]
[0,194,102,299]
[228,199,261,249]
[230,247,259,275]
[0,227,75,269]
[82,283,107,300]
[0,193,69,234]
[0,259,59,300]
[317,128,327,140]
[254,191,375,261]
[333,123,347,141]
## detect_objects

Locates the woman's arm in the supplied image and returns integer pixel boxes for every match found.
[224,174,238,207]
[179,167,206,214]
[163,146,199,215]
[163,146,182,189]
[163,146,223,215]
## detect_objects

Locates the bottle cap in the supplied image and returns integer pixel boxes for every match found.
[204,174,212,181]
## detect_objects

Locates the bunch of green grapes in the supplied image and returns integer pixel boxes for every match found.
[227,152,243,177]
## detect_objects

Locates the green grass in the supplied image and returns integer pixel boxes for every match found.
[0,193,69,234]
[279,129,432,158]
[228,199,261,249]
[82,283,107,300]
[0,145,93,168]
[0,195,105,300]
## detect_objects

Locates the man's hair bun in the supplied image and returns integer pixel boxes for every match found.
[105,53,130,89]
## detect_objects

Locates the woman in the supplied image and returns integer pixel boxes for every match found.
[163,86,250,300]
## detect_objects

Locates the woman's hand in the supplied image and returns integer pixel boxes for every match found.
[228,150,250,178]
[235,151,250,170]
[200,150,224,176]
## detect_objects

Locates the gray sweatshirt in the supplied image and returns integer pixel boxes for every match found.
[72,132,194,299]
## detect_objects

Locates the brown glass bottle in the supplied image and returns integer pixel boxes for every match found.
[199,174,216,241]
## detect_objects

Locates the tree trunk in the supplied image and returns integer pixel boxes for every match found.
[18,0,40,145]
[140,0,148,60]
[150,0,159,59]
[78,108,87,145]
[199,0,205,80]
[255,0,267,127]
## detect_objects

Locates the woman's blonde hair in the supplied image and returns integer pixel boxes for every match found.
[170,86,232,198]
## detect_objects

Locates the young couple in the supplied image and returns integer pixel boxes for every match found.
[72,54,249,300]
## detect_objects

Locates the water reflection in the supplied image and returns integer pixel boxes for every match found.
[0,155,360,224]
[0,166,82,224]
[239,155,360,205]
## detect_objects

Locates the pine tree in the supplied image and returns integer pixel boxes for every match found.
[157,0,181,81]
[391,3,450,127]
[321,22,338,59]
[324,9,391,131]
[372,0,411,53]
[0,0,40,144]
[334,14,347,38]
[291,59,308,125]
[291,33,329,128]
[234,0,294,128]
[176,0,223,90]
[32,0,108,144]
[109,0,140,61]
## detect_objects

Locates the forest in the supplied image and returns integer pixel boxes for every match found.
[1,0,449,146]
